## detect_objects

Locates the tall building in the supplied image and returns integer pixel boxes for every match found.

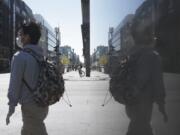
[108,0,180,73]
[108,14,134,54]
[91,45,108,72]
[0,0,34,73]
[60,45,80,67]
[132,0,180,73]
[0,0,58,72]
[34,14,57,60]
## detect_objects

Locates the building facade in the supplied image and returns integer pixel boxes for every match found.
[0,0,34,73]
[0,0,59,73]
[108,0,180,73]
[34,14,57,61]
[108,14,134,55]
[91,45,108,72]
[60,45,80,70]
[133,0,180,73]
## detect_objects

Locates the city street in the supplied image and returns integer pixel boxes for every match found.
[1,0,180,135]
[0,71,180,135]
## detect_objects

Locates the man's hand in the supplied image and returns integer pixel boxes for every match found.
[158,103,168,123]
[6,106,15,125]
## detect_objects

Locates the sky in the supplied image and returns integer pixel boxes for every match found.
[23,0,144,61]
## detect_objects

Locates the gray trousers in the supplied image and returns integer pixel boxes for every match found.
[21,104,49,135]
[125,101,153,135]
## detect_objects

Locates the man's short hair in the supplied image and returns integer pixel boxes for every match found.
[21,22,41,45]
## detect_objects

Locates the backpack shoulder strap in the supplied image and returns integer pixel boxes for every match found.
[22,48,40,93]
[22,48,41,64]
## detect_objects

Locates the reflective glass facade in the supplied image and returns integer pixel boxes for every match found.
[34,14,56,58]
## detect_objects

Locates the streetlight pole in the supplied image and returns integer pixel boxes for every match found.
[55,27,60,68]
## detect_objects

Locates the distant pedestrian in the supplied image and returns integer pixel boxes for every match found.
[6,22,49,135]
[78,64,85,77]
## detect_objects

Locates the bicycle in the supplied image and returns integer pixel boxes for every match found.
[78,68,85,77]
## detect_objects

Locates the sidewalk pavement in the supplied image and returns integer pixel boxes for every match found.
[0,72,128,135]
[152,73,180,135]
[0,71,180,135]
[63,70,109,81]
[59,72,180,135]
[62,71,180,135]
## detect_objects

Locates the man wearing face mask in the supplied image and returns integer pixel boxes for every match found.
[6,22,49,135]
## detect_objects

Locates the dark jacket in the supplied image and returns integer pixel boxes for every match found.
[131,46,166,104]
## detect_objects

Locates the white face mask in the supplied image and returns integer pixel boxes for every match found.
[16,37,23,48]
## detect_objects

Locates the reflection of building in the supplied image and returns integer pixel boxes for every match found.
[152,0,180,73]
[108,14,134,75]
[94,46,108,60]
[60,45,80,67]
[108,0,180,74]
[133,0,180,73]
[34,14,57,61]
[91,45,108,72]
[108,14,134,54]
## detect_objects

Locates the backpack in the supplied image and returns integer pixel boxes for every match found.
[22,48,65,107]
[109,53,140,105]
